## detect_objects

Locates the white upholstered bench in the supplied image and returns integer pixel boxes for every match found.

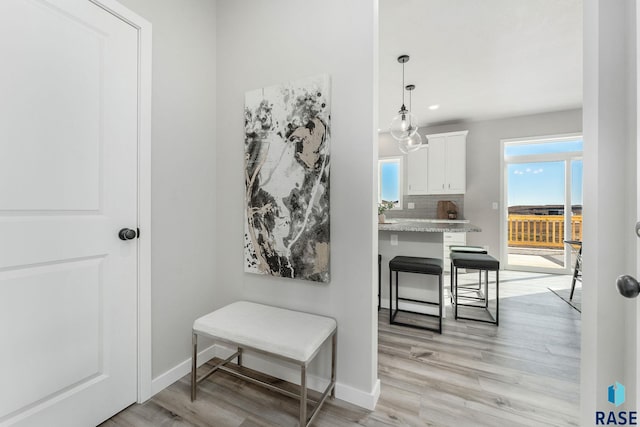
[191,301,337,426]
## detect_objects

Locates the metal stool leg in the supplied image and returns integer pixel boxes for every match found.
[438,273,443,333]
[389,267,393,322]
[569,247,581,301]
[496,269,500,326]
[378,255,382,310]
[484,270,489,308]
[454,265,459,319]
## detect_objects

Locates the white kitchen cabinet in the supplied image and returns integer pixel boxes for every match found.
[406,145,429,195]
[426,130,468,194]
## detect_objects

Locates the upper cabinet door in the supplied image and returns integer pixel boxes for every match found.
[426,131,467,195]
[407,145,429,195]
[445,133,466,193]
[427,136,447,194]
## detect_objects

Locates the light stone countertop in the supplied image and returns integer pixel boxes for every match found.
[378,218,482,233]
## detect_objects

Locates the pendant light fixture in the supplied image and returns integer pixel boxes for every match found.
[390,55,418,141]
[398,84,422,154]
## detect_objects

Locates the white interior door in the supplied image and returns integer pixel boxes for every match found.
[0,0,139,425]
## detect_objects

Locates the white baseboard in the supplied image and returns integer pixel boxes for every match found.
[150,343,380,410]
[150,344,217,397]
[336,378,380,410]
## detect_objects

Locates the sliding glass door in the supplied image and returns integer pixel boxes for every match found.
[502,137,583,274]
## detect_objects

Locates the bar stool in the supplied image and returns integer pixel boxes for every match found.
[451,252,500,325]
[389,256,443,333]
[450,246,487,294]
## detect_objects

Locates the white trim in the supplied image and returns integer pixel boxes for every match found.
[336,379,381,411]
[500,132,582,146]
[637,0,640,410]
[151,344,217,396]
[504,151,583,164]
[90,0,153,404]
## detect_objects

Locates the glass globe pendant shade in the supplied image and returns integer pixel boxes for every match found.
[390,110,418,140]
[398,131,422,154]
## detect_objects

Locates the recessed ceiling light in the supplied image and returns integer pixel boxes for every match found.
[428,104,440,110]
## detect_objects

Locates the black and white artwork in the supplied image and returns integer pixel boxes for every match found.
[244,74,331,283]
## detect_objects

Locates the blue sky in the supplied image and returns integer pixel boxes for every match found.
[507,140,583,207]
[507,160,582,206]
[380,161,400,202]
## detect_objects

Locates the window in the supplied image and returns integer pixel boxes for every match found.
[378,156,403,209]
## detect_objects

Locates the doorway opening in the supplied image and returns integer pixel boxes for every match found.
[501,135,583,274]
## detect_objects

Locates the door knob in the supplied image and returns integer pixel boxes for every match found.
[616,275,640,298]
[118,228,138,241]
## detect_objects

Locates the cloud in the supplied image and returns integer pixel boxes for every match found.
[514,168,544,175]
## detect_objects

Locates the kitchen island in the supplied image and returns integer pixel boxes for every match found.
[378,218,481,233]
[378,219,482,317]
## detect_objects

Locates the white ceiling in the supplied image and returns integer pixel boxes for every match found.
[378,0,583,130]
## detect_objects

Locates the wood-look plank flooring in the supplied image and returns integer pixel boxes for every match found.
[100,271,580,427]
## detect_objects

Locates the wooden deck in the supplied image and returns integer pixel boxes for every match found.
[101,271,580,427]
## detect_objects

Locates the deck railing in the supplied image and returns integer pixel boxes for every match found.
[508,214,582,248]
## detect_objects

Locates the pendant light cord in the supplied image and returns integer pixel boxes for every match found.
[408,88,412,126]
[401,61,406,108]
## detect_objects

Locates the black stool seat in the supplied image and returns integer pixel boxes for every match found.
[389,256,443,275]
[450,245,487,254]
[451,252,499,270]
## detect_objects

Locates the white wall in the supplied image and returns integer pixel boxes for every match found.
[115,0,218,378]
[379,108,582,256]
[582,0,638,422]
[216,0,379,406]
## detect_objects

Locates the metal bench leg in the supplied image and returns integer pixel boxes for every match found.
[300,365,307,426]
[191,332,197,401]
[331,333,336,399]
[237,347,243,366]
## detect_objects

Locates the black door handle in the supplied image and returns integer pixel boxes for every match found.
[119,228,138,241]
[617,275,640,298]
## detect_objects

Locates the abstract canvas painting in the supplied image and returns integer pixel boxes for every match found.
[244,74,331,283]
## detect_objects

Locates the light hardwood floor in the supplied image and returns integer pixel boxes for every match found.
[100,271,580,427]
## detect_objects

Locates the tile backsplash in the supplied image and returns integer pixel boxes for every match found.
[385,195,465,219]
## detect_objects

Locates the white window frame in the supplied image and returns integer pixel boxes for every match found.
[500,133,583,274]
[378,156,403,210]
